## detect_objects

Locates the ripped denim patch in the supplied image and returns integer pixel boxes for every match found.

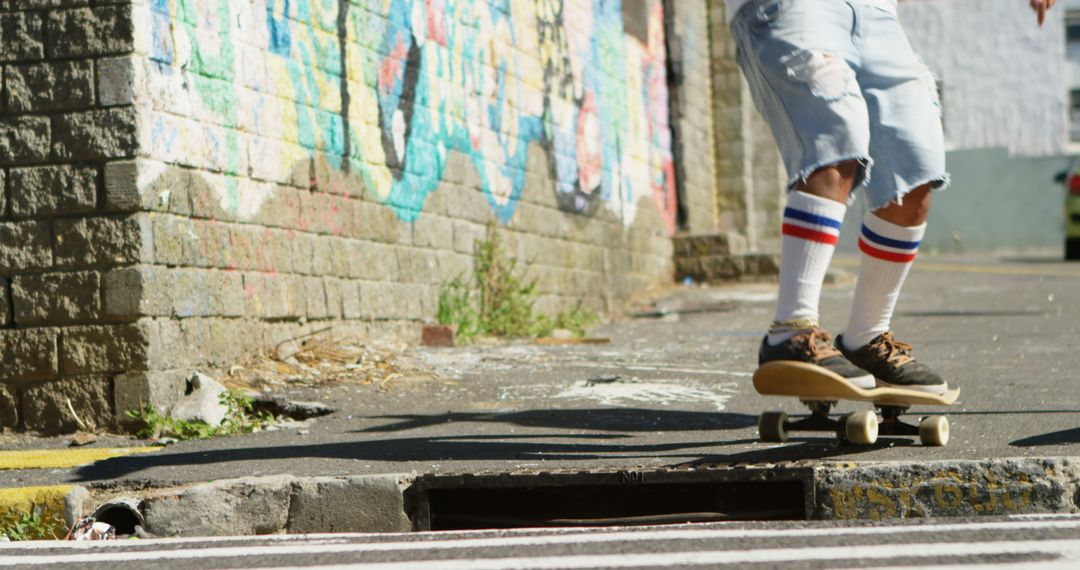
[780,49,859,101]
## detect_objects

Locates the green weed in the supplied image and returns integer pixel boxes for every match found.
[1,505,61,541]
[437,224,598,342]
[125,389,275,441]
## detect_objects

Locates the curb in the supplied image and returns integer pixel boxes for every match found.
[61,457,1080,538]
[0,485,81,539]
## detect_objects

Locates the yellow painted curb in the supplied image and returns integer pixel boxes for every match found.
[0,447,161,470]
[0,485,73,539]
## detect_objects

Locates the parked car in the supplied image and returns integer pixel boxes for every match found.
[1055,162,1080,260]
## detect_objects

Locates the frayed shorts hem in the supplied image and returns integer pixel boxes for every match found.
[866,172,950,212]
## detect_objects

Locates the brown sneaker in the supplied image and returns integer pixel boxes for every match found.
[836,332,949,394]
[759,328,875,389]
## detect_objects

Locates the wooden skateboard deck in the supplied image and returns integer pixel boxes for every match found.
[752,361,959,446]
[753,361,960,406]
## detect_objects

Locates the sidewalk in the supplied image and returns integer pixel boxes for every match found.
[2,254,1079,535]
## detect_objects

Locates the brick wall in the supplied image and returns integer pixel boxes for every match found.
[708,1,785,254]
[1,1,707,433]
[667,0,717,235]
[0,2,143,432]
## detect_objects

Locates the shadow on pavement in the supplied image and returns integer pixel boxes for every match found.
[1010,427,1080,447]
[897,310,1044,318]
[675,437,913,466]
[356,409,758,433]
[73,434,743,482]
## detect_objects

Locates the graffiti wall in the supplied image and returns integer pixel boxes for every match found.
[144,0,678,232]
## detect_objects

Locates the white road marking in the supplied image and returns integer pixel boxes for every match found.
[3,519,1080,561]
[565,361,754,377]
[554,380,737,410]
[232,540,1080,570]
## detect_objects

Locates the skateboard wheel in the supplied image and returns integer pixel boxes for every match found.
[844,410,879,445]
[758,411,788,443]
[919,416,950,446]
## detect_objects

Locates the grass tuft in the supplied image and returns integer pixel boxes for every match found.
[437,223,598,343]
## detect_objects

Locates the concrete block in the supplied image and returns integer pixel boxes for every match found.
[103,265,172,319]
[0,278,8,325]
[322,277,343,319]
[411,213,453,249]
[113,369,188,419]
[61,323,149,375]
[287,476,412,533]
[9,164,98,217]
[0,329,58,382]
[341,280,362,319]
[11,271,100,325]
[0,383,18,430]
[0,116,50,166]
[4,60,94,112]
[0,220,52,271]
[51,107,139,161]
[54,216,144,268]
[46,6,133,58]
[242,273,303,320]
[0,12,44,62]
[97,56,137,106]
[303,276,328,319]
[141,476,294,537]
[290,232,315,275]
[817,459,1080,520]
[21,375,112,434]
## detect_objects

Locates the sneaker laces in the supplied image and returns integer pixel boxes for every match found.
[799,329,841,362]
[872,332,914,366]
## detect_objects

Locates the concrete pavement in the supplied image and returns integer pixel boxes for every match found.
[1,253,1079,535]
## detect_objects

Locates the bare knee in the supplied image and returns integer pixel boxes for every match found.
[796,160,862,204]
[874,185,933,227]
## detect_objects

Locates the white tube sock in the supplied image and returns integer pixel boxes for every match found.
[842,212,927,351]
[768,191,847,346]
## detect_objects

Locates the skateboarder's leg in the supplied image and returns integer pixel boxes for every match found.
[730,1,874,387]
[835,6,949,394]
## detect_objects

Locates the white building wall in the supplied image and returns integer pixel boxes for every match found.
[898,0,1068,156]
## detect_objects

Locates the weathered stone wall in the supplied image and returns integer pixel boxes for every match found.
[667,0,717,235]
[0,3,144,432]
[708,1,785,254]
[1,1,716,433]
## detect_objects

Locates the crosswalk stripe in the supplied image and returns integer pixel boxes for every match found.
[234,540,1080,570]
[3,528,1079,567]
[3,518,1080,555]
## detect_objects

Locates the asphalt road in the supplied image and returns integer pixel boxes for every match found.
[2,515,1078,569]
[2,253,1079,486]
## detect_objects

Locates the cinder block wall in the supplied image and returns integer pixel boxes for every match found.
[0,1,717,433]
[708,1,785,253]
[0,3,145,433]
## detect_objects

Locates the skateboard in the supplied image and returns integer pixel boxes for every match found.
[752,361,960,446]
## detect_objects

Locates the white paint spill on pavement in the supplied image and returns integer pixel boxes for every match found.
[554,380,736,411]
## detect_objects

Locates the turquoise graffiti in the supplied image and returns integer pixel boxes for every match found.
[147,0,678,233]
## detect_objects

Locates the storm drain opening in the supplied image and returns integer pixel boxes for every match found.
[407,468,813,531]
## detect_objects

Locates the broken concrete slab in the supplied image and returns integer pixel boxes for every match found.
[170,373,228,427]
[286,475,413,533]
[140,476,295,537]
[251,396,335,420]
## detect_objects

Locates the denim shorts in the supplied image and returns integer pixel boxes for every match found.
[730,0,948,210]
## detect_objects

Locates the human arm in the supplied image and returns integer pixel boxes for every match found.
[1031,0,1056,27]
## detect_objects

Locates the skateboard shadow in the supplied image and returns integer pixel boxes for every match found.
[1010,427,1080,447]
[355,408,758,434]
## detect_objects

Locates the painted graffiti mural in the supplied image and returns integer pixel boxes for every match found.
[146,0,678,232]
